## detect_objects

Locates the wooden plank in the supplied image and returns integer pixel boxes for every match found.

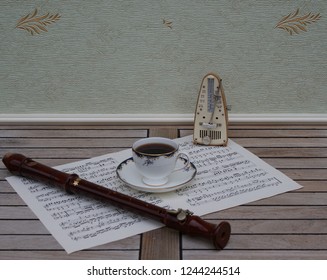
[0,220,49,234]
[0,125,141,130]
[294,181,327,192]
[0,170,13,179]
[0,235,140,250]
[0,235,74,250]
[149,127,180,140]
[0,194,26,206]
[0,125,182,130]
[182,250,327,260]
[222,219,327,234]
[0,169,16,179]
[0,206,38,219]
[183,234,327,250]
[0,250,140,260]
[0,181,15,193]
[229,129,327,138]
[228,124,327,129]
[140,127,180,260]
[140,228,181,260]
[0,129,147,138]
[263,158,327,168]
[247,193,327,206]
[248,147,327,158]
[0,148,125,159]
[203,206,327,220]
[178,130,192,138]
[0,138,138,148]
[233,138,327,148]
[280,169,327,180]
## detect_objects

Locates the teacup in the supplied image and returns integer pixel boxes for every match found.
[132,137,190,186]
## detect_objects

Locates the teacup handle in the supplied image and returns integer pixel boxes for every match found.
[173,153,190,173]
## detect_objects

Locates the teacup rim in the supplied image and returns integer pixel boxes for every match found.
[132,137,178,156]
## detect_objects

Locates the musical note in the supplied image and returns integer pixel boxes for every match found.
[6,135,301,253]
[174,138,285,207]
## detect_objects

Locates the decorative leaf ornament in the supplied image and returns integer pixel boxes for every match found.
[163,19,173,29]
[16,8,61,35]
[275,8,321,35]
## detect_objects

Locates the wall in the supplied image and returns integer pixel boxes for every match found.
[1,0,326,116]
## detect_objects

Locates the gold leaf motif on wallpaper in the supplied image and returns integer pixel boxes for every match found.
[16,8,61,35]
[163,19,173,29]
[275,8,321,35]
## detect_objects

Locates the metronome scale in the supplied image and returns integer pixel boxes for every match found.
[193,73,229,146]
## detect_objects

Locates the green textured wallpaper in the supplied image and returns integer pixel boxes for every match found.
[0,0,326,114]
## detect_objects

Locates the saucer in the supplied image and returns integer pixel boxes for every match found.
[116,157,197,193]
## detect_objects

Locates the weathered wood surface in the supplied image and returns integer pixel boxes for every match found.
[0,124,326,259]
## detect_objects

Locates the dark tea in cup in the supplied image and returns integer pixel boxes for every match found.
[135,143,176,155]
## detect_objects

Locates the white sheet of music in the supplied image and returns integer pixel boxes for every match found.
[6,135,302,253]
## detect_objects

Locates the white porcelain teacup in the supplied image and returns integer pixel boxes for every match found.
[132,137,190,186]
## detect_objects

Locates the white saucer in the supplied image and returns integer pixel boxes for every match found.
[116,157,197,193]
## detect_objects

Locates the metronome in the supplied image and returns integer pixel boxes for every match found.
[193,73,229,146]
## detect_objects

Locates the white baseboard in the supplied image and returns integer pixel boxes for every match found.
[229,114,327,124]
[0,113,326,125]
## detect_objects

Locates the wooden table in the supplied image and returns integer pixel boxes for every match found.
[0,123,326,259]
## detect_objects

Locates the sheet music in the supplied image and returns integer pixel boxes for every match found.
[6,135,302,253]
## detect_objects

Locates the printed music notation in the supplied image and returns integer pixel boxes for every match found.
[6,135,301,253]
